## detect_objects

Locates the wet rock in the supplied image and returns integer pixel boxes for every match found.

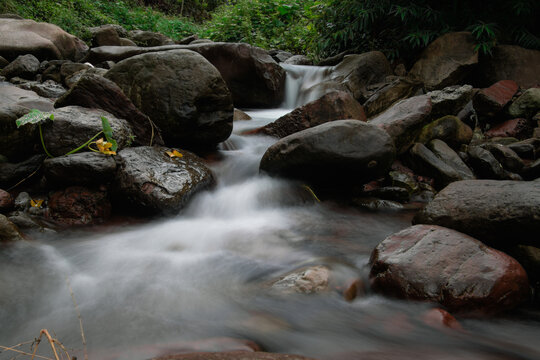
[409,32,478,91]
[485,118,533,140]
[481,143,524,173]
[343,278,367,301]
[416,115,473,148]
[0,214,24,242]
[42,106,134,156]
[413,180,540,245]
[115,146,214,215]
[508,88,540,119]
[364,77,423,117]
[477,45,540,89]
[252,91,365,138]
[0,155,45,189]
[48,186,111,226]
[473,80,519,118]
[283,55,312,65]
[0,189,14,212]
[260,120,395,187]
[467,146,507,179]
[389,170,418,193]
[152,351,316,360]
[0,83,54,161]
[369,224,529,314]
[105,49,232,149]
[8,211,44,230]
[44,152,117,187]
[13,191,31,211]
[18,79,66,98]
[409,143,464,189]
[422,308,462,330]
[234,109,252,121]
[0,54,40,79]
[369,95,433,154]
[271,266,330,294]
[84,43,286,108]
[427,139,474,180]
[128,30,174,47]
[0,18,88,61]
[428,85,474,117]
[55,73,163,146]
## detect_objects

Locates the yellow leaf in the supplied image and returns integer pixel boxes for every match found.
[95,138,116,155]
[166,149,183,158]
[30,199,44,208]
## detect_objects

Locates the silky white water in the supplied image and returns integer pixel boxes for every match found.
[1,66,539,360]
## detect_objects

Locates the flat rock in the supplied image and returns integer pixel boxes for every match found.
[473,80,519,118]
[44,152,117,187]
[427,139,474,180]
[251,91,365,138]
[42,105,134,156]
[364,77,423,117]
[409,143,464,189]
[369,95,433,154]
[369,224,529,315]
[55,72,163,146]
[409,32,478,91]
[0,18,88,61]
[18,79,66,98]
[485,118,534,140]
[115,146,214,215]
[260,120,395,187]
[413,180,540,245]
[427,84,474,117]
[105,49,232,149]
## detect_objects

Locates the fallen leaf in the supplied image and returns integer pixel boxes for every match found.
[30,199,44,208]
[166,149,183,158]
[95,138,116,155]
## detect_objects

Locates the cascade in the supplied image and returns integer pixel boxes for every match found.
[280,63,333,109]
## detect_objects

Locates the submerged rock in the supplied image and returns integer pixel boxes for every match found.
[369,224,529,314]
[115,146,214,215]
[260,120,395,187]
[413,180,540,246]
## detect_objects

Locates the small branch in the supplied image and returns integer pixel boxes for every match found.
[0,345,53,360]
[66,277,88,360]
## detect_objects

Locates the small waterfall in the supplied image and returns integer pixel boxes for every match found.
[280,63,333,109]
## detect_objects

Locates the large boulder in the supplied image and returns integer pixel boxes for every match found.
[251,91,366,138]
[84,43,286,108]
[369,224,529,314]
[105,49,233,149]
[0,83,54,161]
[0,54,40,79]
[260,120,395,187]
[477,45,540,89]
[369,95,433,154]
[115,146,214,215]
[409,32,478,91]
[55,73,164,146]
[413,180,540,246]
[0,18,88,61]
[42,106,134,156]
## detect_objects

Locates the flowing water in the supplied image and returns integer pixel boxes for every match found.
[1,66,540,360]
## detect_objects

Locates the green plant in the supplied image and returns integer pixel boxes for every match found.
[15,110,118,158]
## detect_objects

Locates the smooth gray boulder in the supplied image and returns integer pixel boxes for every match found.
[115,146,214,215]
[260,120,395,187]
[44,152,117,187]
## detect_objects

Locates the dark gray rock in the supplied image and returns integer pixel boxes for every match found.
[369,95,433,154]
[413,180,540,245]
[481,143,524,173]
[364,77,423,118]
[467,146,507,179]
[427,139,475,180]
[115,146,214,215]
[42,106,134,156]
[127,30,174,47]
[409,143,464,189]
[523,158,540,180]
[260,120,395,187]
[508,141,536,159]
[0,154,45,189]
[105,49,233,149]
[427,85,474,117]
[18,79,66,98]
[44,152,117,187]
[0,54,40,79]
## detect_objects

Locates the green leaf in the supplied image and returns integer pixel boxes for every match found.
[16,109,54,128]
[100,116,118,152]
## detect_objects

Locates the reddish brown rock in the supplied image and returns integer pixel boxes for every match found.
[369,225,529,315]
[250,91,366,138]
[48,186,111,226]
[422,308,462,330]
[473,80,519,118]
[0,189,14,212]
[369,95,433,154]
[343,278,366,301]
[152,351,316,360]
[409,32,478,91]
[478,45,540,89]
[485,118,534,140]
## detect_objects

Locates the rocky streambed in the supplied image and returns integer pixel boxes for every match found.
[1,16,540,360]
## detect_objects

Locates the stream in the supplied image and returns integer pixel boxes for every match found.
[1,65,540,360]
